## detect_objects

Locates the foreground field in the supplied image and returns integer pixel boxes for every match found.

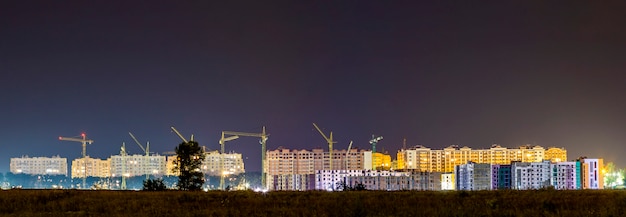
[1,189,625,217]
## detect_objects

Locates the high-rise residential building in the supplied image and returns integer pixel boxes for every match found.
[266,148,367,190]
[579,158,604,189]
[71,156,111,178]
[110,154,167,177]
[397,144,566,173]
[10,156,68,176]
[511,161,551,190]
[455,162,492,190]
[551,161,581,190]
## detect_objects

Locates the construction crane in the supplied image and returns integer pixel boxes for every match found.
[345,140,353,170]
[170,126,194,143]
[59,133,94,189]
[120,142,127,190]
[312,123,337,170]
[369,135,383,170]
[129,132,151,180]
[221,127,268,190]
[369,134,383,153]
[218,132,240,190]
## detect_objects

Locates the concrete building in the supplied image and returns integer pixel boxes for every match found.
[110,154,167,177]
[398,144,566,172]
[10,156,68,176]
[455,162,492,190]
[71,156,111,178]
[579,158,604,189]
[511,161,551,190]
[551,161,581,190]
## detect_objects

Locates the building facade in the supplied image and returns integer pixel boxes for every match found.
[71,156,111,178]
[455,162,492,190]
[398,145,566,173]
[579,158,604,189]
[551,161,580,190]
[110,154,167,177]
[10,156,68,176]
[343,170,441,191]
[492,164,512,190]
[202,151,245,176]
[511,161,551,190]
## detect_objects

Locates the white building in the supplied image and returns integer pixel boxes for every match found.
[270,174,314,191]
[314,170,368,191]
[551,161,580,190]
[511,160,551,190]
[71,156,111,178]
[110,154,167,177]
[10,156,68,176]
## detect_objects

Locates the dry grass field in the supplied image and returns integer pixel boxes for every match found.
[1,189,625,217]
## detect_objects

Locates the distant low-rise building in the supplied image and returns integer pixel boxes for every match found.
[71,156,110,178]
[110,154,167,177]
[10,156,68,176]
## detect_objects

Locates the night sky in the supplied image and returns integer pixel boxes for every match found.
[2,1,626,173]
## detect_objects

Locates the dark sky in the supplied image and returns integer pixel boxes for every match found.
[2,1,626,172]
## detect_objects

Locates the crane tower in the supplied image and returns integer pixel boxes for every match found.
[59,133,94,189]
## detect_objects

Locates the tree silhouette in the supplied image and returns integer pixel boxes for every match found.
[174,141,205,190]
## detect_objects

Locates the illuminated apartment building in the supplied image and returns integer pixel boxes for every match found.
[545,147,568,163]
[71,156,111,178]
[110,154,167,177]
[10,156,68,176]
[201,150,245,176]
[266,148,367,190]
[371,152,392,170]
[164,151,245,177]
[397,144,566,173]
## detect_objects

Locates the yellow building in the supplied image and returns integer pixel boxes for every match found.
[372,152,391,170]
[71,156,111,178]
[397,144,567,173]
